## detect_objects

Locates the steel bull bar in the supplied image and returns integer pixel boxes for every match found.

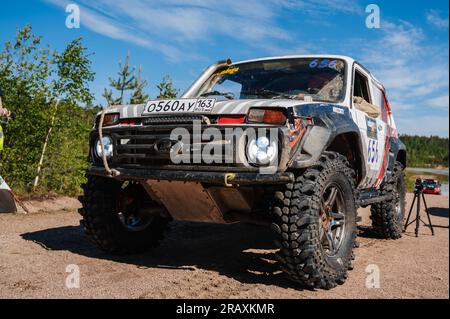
[87,166,295,186]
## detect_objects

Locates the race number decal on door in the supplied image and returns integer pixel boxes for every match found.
[368,139,379,164]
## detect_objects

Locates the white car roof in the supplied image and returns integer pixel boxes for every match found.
[234,54,357,65]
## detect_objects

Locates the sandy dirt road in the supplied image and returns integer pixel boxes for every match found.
[0,193,448,299]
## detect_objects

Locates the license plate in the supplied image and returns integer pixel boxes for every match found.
[142,98,216,115]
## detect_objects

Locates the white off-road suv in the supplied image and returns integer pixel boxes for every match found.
[79,55,406,289]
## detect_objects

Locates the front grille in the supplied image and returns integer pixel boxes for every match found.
[108,125,245,169]
[113,128,170,166]
[141,115,209,125]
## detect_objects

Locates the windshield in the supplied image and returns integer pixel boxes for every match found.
[424,180,438,187]
[196,58,347,103]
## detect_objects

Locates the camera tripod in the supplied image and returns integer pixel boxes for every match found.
[403,185,435,237]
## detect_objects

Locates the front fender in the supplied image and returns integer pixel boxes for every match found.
[289,104,365,177]
[388,137,407,171]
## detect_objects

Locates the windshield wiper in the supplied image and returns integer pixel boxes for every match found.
[241,89,298,100]
[200,91,235,100]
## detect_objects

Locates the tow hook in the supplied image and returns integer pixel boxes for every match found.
[224,173,238,187]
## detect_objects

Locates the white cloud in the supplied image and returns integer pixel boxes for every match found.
[375,63,449,97]
[397,115,449,137]
[426,10,449,29]
[44,0,364,60]
[360,21,424,66]
[86,0,290,43]
[354,18,449,137]
[44,0,183,60]
[427,94,449,109]
[45,0,292,59]
[389,101,414,112]
[275,0,363,15]
[359,20,449,105]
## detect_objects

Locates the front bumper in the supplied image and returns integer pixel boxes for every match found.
[87,166,294,186]
[423,188,441,195]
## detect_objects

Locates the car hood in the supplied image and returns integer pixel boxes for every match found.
[101,99,326,119]
[210,99,308,114]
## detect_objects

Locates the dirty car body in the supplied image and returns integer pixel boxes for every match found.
[80,55,407,289]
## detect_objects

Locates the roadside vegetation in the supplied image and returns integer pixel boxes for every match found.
[398,135,449,192]
[400,135,449,168]
[0,26,177,197]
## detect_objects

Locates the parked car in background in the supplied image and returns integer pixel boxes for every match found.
[422,179,442,195]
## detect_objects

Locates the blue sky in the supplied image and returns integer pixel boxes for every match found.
[0,0,448,136]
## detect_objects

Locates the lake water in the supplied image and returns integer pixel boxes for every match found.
[406,167,449,176]
[406,167,449,196]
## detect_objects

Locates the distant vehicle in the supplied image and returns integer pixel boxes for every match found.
[422,179,442,195]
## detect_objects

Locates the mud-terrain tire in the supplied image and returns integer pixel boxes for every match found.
[370,161,406,239]
[272,152,357,289]
[78,175,169,254]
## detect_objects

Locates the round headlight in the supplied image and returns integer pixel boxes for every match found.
[95,136,113,159]
[247,135,278,165]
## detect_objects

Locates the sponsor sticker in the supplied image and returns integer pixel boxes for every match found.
[366,116,378,139]
[216,67,239,76]
[333,106,345,114]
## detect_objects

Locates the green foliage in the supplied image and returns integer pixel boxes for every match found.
[400,135,449,168]
[157,75,178,99]
[0,26,180,197]
[40,103,99,195]
[36,37,96,194]
[53,38,95,104]
[0,25,96,196]
[103,53,150,106]
[130,66,149,104]
[0,26,53,189]
[104,59,180,105]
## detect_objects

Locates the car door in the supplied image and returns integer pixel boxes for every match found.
[350,65,387,189]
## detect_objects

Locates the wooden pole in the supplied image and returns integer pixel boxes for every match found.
[9,189,30,214]
[33,99,60,190]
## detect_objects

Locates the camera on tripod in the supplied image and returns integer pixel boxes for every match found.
[404,178,435,237]
[414,178,425,193]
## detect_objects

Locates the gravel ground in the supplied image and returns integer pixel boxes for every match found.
[0,193,448,299]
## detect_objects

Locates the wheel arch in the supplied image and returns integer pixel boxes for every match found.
[289,103,366,184]
[290,111,366,184]
[326,132,366,185]
[396,149,407,168]
[388,138,407,170]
